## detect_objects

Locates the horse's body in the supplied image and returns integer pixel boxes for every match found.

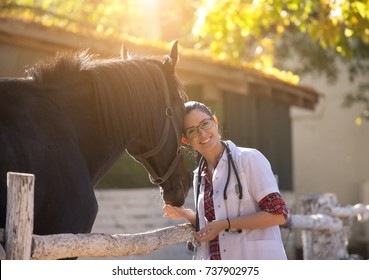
[0,43,191,236]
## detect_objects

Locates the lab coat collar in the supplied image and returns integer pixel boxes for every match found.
[193,140,237,176]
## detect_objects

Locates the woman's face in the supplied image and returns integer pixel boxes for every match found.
[183,109,220,154]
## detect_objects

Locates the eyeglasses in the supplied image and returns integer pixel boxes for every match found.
[184,118,214,139]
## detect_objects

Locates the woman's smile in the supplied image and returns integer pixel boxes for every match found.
[199,136,212,145]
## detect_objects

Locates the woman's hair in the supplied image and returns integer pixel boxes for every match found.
[184,101,213,118]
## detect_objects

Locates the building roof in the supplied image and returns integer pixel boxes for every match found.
[0,18,321,110]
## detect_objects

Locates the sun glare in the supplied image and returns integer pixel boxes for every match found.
[133,0,161,39]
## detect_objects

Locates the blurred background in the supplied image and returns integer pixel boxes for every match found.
[1,0,368,259]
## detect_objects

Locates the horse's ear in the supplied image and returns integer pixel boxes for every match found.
[120,42,129,60]
[163,40,178,73]
[169,40,178,67]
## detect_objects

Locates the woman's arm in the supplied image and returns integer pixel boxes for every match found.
[195,211,285,243]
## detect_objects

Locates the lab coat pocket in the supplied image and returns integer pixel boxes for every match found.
[243,239,287,260]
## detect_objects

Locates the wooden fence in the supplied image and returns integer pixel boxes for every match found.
[1,172,194,260]
[1,172,369,260]
[281,193,369,259]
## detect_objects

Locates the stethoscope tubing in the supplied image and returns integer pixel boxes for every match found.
[195,141,243,232]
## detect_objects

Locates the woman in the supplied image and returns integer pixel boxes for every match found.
[163,101,288,260]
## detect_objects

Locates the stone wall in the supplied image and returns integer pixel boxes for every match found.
[80,188,195,260]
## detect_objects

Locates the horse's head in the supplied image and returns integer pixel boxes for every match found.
[125,42,191,207]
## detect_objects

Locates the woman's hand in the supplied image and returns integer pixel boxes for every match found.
[163,204,196,225]
[194,219,227,242]
[194,212,286,242]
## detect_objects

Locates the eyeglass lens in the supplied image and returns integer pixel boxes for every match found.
[185,118,213,138]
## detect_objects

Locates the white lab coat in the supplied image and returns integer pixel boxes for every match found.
[193,140,287,260]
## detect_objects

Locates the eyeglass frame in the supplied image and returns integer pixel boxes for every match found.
[183,117,214,139]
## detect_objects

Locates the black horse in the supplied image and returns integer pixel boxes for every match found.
[0,42,191,236]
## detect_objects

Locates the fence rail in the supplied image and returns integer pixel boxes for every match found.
[1,172,369,260]
[282,192,369,259]
[1,172,194,260]
[0,224,193,260]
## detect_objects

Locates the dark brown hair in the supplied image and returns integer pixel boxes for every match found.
[184,101,213,119]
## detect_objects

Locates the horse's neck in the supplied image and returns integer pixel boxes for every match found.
[54,73,126,185]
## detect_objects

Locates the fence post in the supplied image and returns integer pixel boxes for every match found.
[5,172,35,260]
[300,193,348,259]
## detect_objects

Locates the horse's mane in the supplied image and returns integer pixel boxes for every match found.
[26,50,187,144]
[26,50,95,83]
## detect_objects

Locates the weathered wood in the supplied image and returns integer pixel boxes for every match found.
[300,193,348,260]
[5,172,35,260]
[326,203,369,221]
[31,223,194,260]
[283,214,343,232]
[0,243,5,260]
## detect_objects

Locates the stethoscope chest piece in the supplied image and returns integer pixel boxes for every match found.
[235,184,240,195]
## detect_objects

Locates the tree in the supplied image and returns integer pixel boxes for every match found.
[191,0,369,123]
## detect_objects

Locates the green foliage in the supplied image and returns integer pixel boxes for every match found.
[96,153,154,189]
[192,0,369,123]
[193,0,369,60]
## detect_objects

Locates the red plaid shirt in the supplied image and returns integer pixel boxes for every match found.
[203,167,221,260]
[258,192,288,220]
[203,167,288,260]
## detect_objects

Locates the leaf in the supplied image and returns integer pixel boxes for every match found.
[352,1,368,19]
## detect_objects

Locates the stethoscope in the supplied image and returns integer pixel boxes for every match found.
[195,140,243,234]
